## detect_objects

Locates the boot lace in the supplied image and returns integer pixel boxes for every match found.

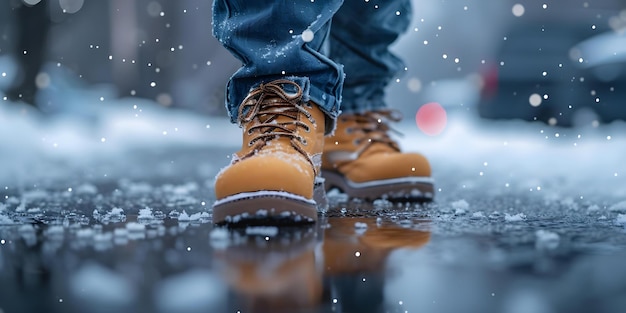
[237,79,317,171]
[344,110,403,152]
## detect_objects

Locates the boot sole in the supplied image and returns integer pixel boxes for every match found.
[213,181,328,226]
[322,170,435,202]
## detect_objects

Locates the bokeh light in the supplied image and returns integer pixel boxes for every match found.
[415,102,447,136]
[512,4,525,17]
[529,93,542,107]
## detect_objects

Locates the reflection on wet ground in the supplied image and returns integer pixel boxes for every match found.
[1,148,626,313]
[0,200,432,313]
[215,215,430,313]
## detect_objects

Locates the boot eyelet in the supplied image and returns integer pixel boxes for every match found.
[247,128,254,135]
[345,127,353,134]
[353,139,361,145]
[300,138,308,146]
[304,125,311,133]
[247,141,254,147]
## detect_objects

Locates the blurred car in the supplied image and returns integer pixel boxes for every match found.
[478,21,626,127]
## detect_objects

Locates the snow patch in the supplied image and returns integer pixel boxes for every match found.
[449,199,469,215]
[451,199,469,210]
[454,208,467,215]
[176,210,210,223]
[471,211,485,219]
[504,213,527,222]
[138,207,153,219]
[0,214,13,225]
[609,201,626,213]
[93,207,126,224]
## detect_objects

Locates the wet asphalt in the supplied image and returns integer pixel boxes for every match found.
[1,146,625,313]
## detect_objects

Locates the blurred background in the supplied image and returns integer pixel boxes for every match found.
[1,0,625,127]
[2,3,626,313]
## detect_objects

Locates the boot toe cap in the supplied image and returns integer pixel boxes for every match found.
[215,153,315,200]
[348,152,432,183]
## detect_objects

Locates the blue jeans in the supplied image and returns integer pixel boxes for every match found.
[213,0,412,131]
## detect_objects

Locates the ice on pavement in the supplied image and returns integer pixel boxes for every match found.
[2,60,626,259]
[138,207,154,220]
[176,210,211,223]
[93,207,127,224]
[504,213,526,222]
[470,211,485,219]
[451,199,469,215]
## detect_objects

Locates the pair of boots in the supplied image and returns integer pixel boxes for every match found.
[213,80,434,224]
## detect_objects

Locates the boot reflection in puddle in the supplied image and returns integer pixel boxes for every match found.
[212,226,322,312]
[212,217,430,312]
[321,217,430,312]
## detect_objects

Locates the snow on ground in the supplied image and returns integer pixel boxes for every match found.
[1,62,625,203]
[0,63,237,185]
[399,110,626,201]
[1,78,625,312]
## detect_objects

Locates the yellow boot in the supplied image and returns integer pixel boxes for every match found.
[213,79,326,224]
[322,110,434,201]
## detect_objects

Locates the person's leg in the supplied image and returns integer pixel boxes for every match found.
[322,0,435,201]
[212,0,344,132]
[212,0,344,224]
[329,0,411,113]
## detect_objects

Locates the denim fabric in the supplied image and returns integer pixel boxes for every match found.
[212,0,411,128]
[330,0,412,114]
